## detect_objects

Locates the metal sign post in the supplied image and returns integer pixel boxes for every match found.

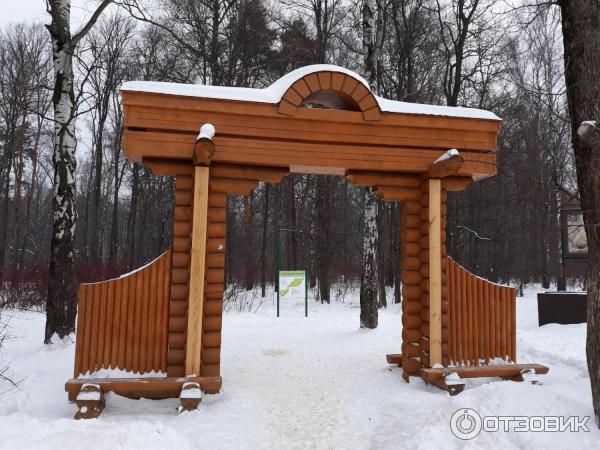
[275,226,280,317]
[305,273,308,317]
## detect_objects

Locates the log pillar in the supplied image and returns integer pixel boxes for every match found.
[428,178,442,367]
[185,166,210,375]
[185,124,215,376]
[400,199,426,376]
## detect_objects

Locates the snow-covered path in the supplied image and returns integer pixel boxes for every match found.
[218,302,400,449]
[0,289,599,449]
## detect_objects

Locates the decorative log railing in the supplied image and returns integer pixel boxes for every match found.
[447,257,516,366]
[73,250,172,377]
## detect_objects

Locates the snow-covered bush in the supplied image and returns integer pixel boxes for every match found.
[0,268,47,311]
[0,312,16,391]
[223,284,268,312]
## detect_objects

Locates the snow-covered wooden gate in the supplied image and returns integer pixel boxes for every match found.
[65,65,548,418]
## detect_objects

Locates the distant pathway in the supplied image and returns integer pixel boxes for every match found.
[220,303,400,449]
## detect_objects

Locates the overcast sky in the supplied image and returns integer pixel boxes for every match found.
[2,1,124,156]
[2,0,102,29]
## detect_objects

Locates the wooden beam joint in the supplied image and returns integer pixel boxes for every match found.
[193,123,216,166]
[428,149,465,178]
[193,139,215,166]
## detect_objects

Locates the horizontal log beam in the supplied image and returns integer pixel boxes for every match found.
[443,176,473,192]
[209,177,258,196]
[386,353,403,365]
[65,376,222,400]
[142,158,193,176]
[420,364,549,382]
[210,163,288,183]
[122,93,500,148]
[125,132,497,178]
[346,171,422,187]
[373,186,421,201]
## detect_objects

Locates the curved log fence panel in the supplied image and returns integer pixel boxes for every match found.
[73,250,172,377]
[447,257,516,366]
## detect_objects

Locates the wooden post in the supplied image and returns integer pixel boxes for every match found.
[186,166,210,376]
[428,178,442,367]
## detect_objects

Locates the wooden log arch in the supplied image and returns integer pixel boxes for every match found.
[277,70,381,121]
[64,65,548,415]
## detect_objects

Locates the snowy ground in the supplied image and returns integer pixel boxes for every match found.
[0,287,598,449]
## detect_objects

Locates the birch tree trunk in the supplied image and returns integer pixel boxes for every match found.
[559,0,600,427]
[377,199,387,308]
[316,176,331,303]
[362,0,378,90]
[45,0,111,343]
[359,0,380,328]
[360,187,378,328]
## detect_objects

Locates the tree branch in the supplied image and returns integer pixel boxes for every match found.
[72,0,114,45]
[456,225,494,241]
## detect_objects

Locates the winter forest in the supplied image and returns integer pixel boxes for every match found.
[3,0,600,444]
[0,0,576,312]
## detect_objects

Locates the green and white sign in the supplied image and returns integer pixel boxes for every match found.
[278,270,306,299]
[277,270,308,317]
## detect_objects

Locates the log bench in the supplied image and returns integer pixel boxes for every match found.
[65,376,221,418]
[387,354,549,395]
[420,363,549,381]
[420,363,549,395]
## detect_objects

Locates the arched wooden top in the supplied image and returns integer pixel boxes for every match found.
[277,70,381,121]
[121,64,501,179]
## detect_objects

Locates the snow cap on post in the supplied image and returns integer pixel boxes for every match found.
[432,148,460,165]
[193,123,216,166]
[197,123,216,141]
[428,148,465,178]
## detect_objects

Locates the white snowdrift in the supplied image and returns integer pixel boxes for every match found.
[0,286,597,449]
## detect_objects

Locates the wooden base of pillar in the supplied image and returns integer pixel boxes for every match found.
[179,382,202,412]
[427,377,465,396]
[74,384,105,420]
[385,353,403,365]
[389,361,548,395]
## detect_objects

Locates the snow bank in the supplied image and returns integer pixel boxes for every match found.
[0,287,597,449]
[121,65,501,121]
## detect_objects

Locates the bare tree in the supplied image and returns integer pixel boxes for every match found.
[121,0,276,87]
[432,0,497,106]
[0,0,588,344]
[82,14,135,263]
[558,0,600,427]
[359,0,380,328]
[44,0,112,342]
[281,0,347,64]
[383,0,440,102]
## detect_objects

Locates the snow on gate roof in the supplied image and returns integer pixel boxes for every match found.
[121,64,501,122]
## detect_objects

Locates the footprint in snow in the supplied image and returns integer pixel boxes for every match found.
[262,348,290,357]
